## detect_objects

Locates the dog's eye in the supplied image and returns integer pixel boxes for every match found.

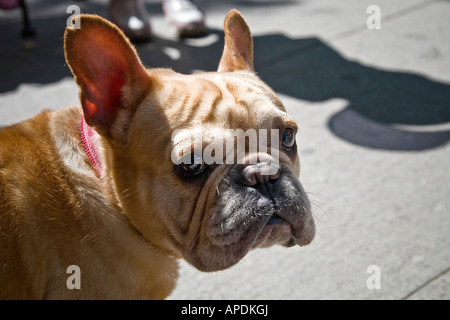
[178,153,206,176]
[282,127,296,149]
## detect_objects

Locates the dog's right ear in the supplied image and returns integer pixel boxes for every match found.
[64,14,151,135]
[218,9,254,72]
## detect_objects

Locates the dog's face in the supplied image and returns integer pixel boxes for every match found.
[65,10,314,272]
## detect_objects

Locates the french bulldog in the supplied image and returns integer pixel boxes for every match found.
[0,10,314,299]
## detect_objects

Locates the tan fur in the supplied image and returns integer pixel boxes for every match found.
[0,10,314,299]
[0,108,178,299]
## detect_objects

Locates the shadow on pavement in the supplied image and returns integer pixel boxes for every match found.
[254,35,450,151]
[1,8,449,151]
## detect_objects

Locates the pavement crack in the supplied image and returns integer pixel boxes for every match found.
[328,0,444,43]
[401,265,450,300]
[256,0,444,73]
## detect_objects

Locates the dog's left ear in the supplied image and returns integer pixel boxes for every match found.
[64,14,151,135]
[218,9,254,72]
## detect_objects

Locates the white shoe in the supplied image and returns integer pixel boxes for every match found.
[162,0,206,36]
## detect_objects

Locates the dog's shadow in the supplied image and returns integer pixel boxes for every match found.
[1,14,449,151]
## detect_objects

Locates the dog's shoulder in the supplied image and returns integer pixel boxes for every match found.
[0,110,60,298]
[0,110,56,202]
[0,109,54,159]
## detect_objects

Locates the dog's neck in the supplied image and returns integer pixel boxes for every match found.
[80,117,103,177]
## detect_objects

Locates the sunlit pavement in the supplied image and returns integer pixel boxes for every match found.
[1,0,449,299]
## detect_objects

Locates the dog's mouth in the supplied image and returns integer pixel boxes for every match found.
[266,213,286,225]
[187,168,315,272]
[205,171,315,252]
[250,212,296,249]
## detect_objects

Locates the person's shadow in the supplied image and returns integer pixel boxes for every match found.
[1,14,449,151]
[252,35,450,151]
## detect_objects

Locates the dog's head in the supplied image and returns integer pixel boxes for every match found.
[64,10,315,272]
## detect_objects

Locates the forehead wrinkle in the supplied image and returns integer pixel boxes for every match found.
[166,72,292,134]
[156,73,221,119]
[171,124,228,152]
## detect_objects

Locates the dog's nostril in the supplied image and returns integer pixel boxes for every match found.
[241,162,280,187]
[268,169,280,183]
[241,166,259,186]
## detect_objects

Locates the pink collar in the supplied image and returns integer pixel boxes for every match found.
[80,117,103,177]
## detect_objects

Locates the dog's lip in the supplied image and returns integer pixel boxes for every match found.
[250,215,293,247]
[247,212,293,245]
[266,213,286,225]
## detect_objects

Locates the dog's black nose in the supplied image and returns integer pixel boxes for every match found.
[240,162,280,195]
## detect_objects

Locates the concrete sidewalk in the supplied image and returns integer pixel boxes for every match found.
[1,0,449,299]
